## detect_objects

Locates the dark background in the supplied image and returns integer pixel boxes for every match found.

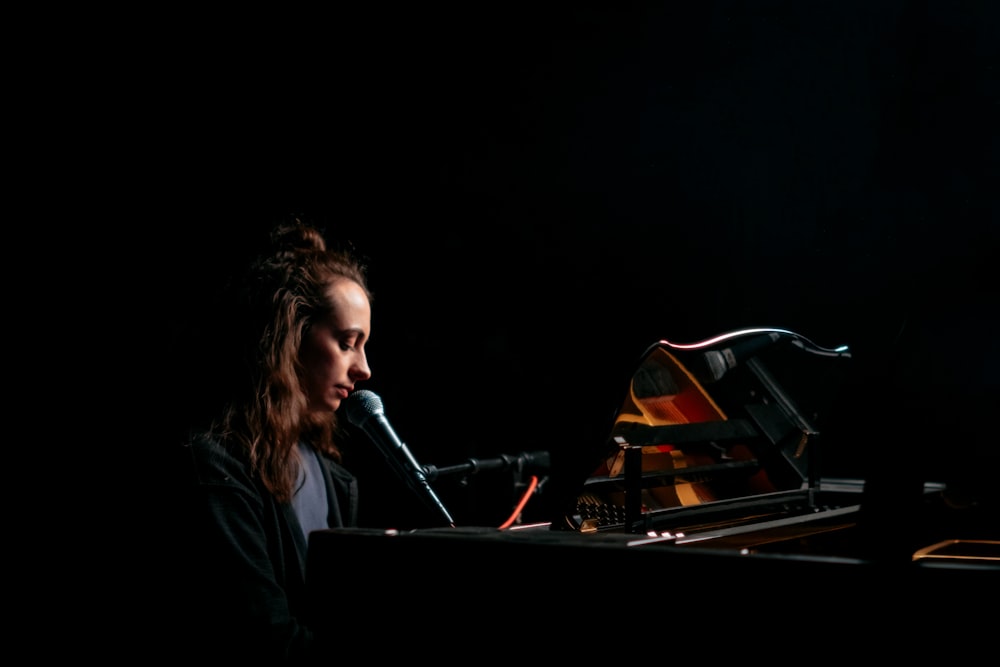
[152,2,997,531]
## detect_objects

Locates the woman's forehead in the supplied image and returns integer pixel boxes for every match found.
[324,279,371,328]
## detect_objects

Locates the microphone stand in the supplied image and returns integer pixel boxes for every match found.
[422,450,550,483]
[422,451,551,527]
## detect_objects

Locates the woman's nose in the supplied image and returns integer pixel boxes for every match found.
[352,355,372,381]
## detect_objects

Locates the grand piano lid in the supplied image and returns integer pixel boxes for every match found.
[553,327,855,533]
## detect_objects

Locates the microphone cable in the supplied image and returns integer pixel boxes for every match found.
[498,475,541,530]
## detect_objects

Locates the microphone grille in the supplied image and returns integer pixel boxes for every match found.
[343,389,384,426]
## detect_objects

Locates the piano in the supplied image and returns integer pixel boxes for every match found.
[307,328,998,646]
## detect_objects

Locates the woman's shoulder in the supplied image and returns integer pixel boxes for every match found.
[317,453,355,485]
[175,430,254,487]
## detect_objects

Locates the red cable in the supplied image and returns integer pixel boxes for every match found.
[497,475,539,530]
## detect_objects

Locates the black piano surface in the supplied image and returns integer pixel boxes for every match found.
[306,522,997,652]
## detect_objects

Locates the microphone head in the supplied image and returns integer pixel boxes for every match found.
[342,389,384,427]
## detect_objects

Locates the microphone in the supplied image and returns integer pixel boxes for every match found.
[342,389,455,527]
[701,331,783,382]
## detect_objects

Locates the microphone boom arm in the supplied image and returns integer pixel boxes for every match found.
[422,450,550,483]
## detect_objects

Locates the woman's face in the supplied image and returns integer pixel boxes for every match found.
[299,278,372,413]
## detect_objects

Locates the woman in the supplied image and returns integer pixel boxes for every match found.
[161,218,373,663]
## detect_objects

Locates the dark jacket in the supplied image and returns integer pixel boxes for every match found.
[161,433,359,665]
